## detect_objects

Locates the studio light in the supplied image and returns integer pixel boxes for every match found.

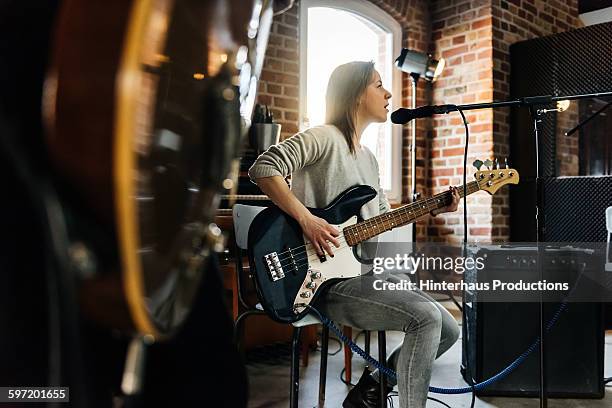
[393,48,445,245]
[394,48,445,81]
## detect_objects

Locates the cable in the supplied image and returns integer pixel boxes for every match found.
[457,107,476,408]
[303,293,572,395]
[339,330,367,386]
[457,107,469,246]
[339,368,355,386]
[427,396,453,408]
[317,335,342,356]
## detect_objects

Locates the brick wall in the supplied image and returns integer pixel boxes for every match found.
[490,0,581,238]
[427,0,581,243]
[256,0,581,243]
[257,4,300,139]
[367,0,431,238]
[428,0,496,243]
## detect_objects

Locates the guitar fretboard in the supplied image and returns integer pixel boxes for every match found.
[344,181,480,246]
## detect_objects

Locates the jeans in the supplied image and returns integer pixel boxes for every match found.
[314,272,460,408]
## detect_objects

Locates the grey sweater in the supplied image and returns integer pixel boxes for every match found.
[248,124,390,220]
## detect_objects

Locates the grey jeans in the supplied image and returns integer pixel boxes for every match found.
[315,272,460,408]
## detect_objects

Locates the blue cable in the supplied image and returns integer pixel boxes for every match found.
[304,299,569,394]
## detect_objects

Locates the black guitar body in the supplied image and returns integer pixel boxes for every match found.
[247,185,377,323]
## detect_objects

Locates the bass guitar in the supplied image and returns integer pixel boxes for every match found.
[248,162,519,323]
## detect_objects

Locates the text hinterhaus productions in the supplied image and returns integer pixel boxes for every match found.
[372,279,569,292]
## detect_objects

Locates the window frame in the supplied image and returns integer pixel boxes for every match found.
[299,0,403,203]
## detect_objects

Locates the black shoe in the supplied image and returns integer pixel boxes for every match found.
[343,368,393,408]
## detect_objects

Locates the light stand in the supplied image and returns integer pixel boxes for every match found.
[408,73,419,243]
[394,49,445,244]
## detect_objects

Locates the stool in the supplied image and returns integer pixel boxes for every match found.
[232,204,389,407]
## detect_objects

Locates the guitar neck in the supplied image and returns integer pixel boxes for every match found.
[344,181,480,246]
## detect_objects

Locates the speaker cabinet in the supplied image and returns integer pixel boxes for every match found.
[462,246,605,398]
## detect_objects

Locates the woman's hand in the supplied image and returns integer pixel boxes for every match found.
[299,214,340,257]
[431,186,460,216]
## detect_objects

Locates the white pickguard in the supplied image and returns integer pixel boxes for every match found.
[293,215,364,313]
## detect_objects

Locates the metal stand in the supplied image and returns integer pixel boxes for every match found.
[409,73,422,283]
[394,90,612,406]
[378,331,388,408]
[530,107,547,407]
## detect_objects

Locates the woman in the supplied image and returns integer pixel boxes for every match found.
[249,61,460,408]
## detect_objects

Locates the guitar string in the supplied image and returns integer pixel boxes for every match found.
[267,177,514,276]
[272,178,490,263]
[272,188,464,264]
[272,192,459,267]
[274,192,460,268]
[273,190,478,272]
[274,193,448,261]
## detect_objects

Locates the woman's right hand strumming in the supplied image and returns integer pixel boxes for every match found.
[253,175,340,257]
[298,214,340,257]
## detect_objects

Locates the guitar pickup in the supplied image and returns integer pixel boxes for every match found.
[264,252,285,281]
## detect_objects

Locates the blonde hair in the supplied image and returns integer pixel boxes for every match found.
[325,61,375,154]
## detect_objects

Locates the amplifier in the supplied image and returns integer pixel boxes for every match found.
[461,245,605,398]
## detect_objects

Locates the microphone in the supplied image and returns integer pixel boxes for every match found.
[391,104,456,124]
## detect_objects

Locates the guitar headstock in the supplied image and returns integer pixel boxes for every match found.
[473,158,520,195]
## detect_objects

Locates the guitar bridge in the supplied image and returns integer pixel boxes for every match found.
[264,252,285,281]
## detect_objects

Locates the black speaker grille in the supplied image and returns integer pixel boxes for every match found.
[543,176,612,241]
[512,22,612,97]
[510,23,612,178]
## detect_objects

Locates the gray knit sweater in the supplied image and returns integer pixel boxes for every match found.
[248,124,390,220]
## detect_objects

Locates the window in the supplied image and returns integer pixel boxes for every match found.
[299,0,402,202]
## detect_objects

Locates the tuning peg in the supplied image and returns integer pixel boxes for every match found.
[495,158,500,169]
[483,159,493,170]
[504,157,509,169]
[473,159,483,171]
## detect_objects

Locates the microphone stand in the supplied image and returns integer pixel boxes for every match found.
[409,73,420,279]
[405,90,612,407]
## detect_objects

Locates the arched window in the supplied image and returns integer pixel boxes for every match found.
[299,0,403,202]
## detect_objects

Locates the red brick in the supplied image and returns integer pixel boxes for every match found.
[273,96,297,109]
[523,3,537,14]
[284,62,298,73]
[539,12,554,23]
[257,94,272,105]
[452,35,466,45]
[276,25,297,37]
[470,227,491,236]
[442,147,466,157]
[442,45,469,58]
[277,49,298,61]
[284,111,298,121]
[472,18,491,30]
[278,74,299,85]
[432,168,455,177]
[267,84,281,94]
[283,86,298,97]
[266,58,283,71]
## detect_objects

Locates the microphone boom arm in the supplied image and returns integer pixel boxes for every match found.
[391,91,612,124]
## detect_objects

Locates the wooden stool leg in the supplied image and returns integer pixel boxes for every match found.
[343,326,352,382]
[301,325,317,367]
